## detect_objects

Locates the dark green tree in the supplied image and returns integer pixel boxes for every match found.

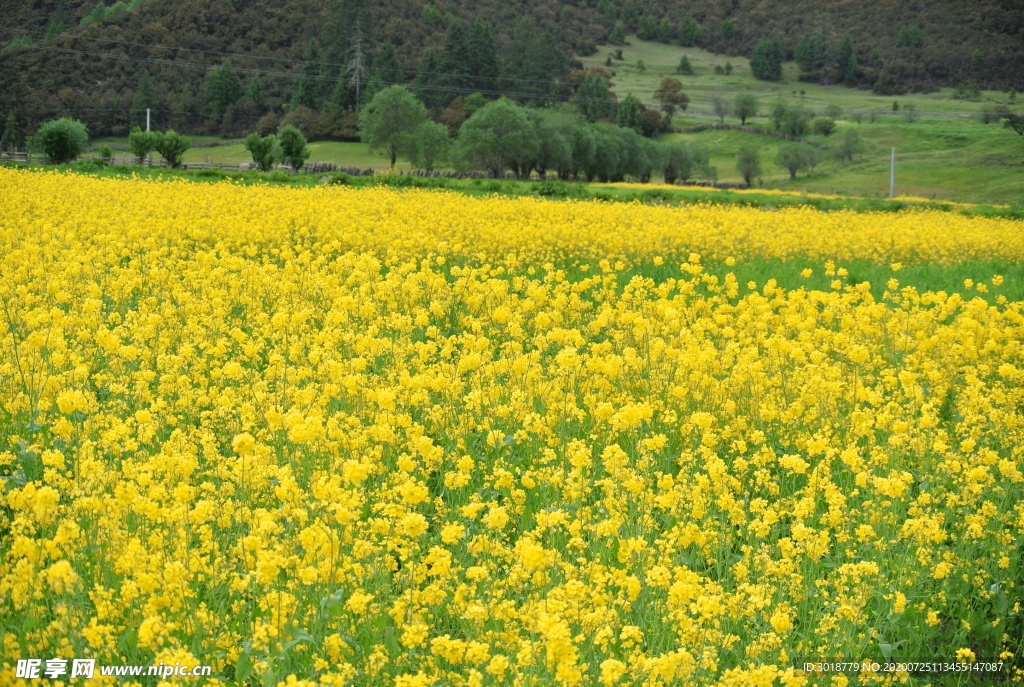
[609,24,627,46]
[129,68,157,130]
[1002,113,1024,135]
[154,130,191,168]
[621,0,639,28]
[770,100,788,129]
[244,132,281,171]
[733,93,759,125]
[246,76,265,108]
[558,124,595,179]
[709,95,730,123]
[438,23,472,106]
[573,75,610,123]
[736,144,761,186]
[2,111,23,151]
[373,42,403,86]
[467,21,498,93]
[205,60,242,121]
[776,142,819,179]
[795,32,828,80]
[597,0,616,23]
[637,15,657,40]
[292,39,329,111]
[46,1,68,37]
[128,127,159,164]
[896,26,921,48]
[750,38,783,82]
[833,37,854,82]
[679,18,701,47]
[410,121,450,172]
[616,94,642,131]
[720,18,736,41]
[663,142,712,183]
[657,18,675,44]
[834,128,864,161]
[811,116,836,135]
[414,48,445,110]
[781,105,812,136]
[34,117,88,163]
[502,19,570,104]
[455,98,537,177]
[358,85,428,167]
[526,110,572,177]
[842,51,858,86]
[278,125,310,170]
[363,42,402,105]
[80,2,106,26]
[677,55,694,75]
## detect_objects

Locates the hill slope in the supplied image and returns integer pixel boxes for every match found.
[1,0,1021,137]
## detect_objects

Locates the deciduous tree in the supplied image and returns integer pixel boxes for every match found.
[358,85,429,167]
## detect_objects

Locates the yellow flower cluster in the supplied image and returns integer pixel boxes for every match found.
[1,168,1022,686]
[597,183,1010,209]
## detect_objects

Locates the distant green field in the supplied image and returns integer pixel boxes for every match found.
[181,141,406,171]
[79,43,1023,207]
[662,118,1024,204]
[87,139,405,171]
[570,35,1023,204]
[576,35,1018,117]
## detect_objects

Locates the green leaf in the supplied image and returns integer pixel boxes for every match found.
[235,651,252,685]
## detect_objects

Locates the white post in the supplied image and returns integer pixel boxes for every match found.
[146,108,150,132]
[889,147,895,199]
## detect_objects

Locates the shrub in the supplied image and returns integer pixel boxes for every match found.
[98,144,113,163]
[735,144,761,186]
[244,132,281,172]
[154,130,191,168]
[811,116,836,136]
[128,127,159,164]
[34,118,89,163]
[278,125,310,171]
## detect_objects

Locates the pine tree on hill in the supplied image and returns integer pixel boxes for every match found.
[292,39,329,111]
[468,21,499,94]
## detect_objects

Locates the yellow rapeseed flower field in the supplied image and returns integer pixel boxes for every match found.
[1,168,1022,686]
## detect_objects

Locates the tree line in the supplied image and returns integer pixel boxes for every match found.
[356,85,715,183]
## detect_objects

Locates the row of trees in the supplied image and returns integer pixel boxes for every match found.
[358,86,715,183]
[127,128,192,167]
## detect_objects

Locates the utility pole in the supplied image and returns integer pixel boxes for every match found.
[889,147,895,199]
[146,108,150,132]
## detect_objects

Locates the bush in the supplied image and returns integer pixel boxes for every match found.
[98,144,113,163]
[735,144,761,186]
[154,130,191,168]
[278,125,310,171]
[244,132,281,172]
[811,117,836,136]
[128,127,159,164]
[34,118,89,163]
[824,104,843,119]
[263,169,292,183]
[780,106,812,136]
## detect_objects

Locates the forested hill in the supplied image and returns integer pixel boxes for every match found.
[2,0,1022,138]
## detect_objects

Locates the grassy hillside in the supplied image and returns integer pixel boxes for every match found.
[2,0,1022,139]
[574,36,1024,204]
[579,36,1019,116]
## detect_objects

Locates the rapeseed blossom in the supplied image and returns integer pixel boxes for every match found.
[0,168,1021,685]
